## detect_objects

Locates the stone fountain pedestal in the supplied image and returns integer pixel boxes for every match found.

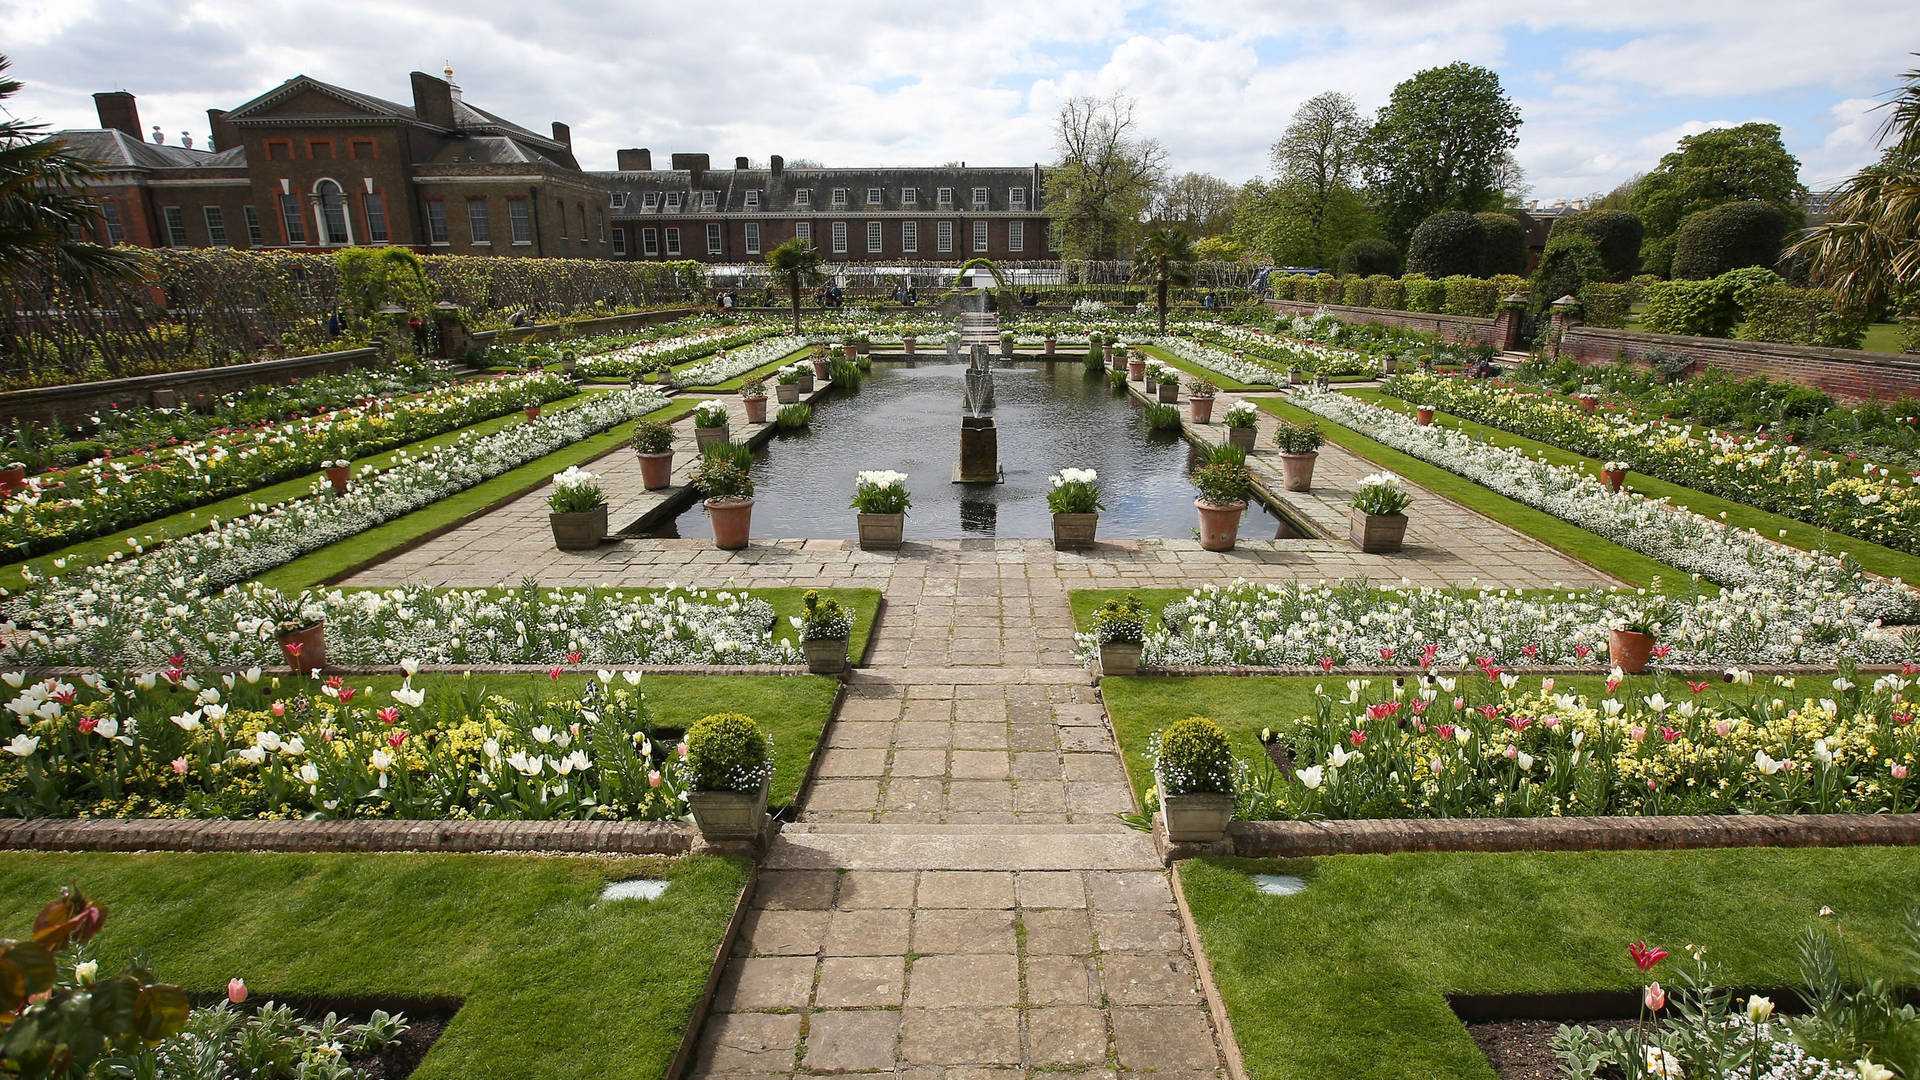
[953,415,1002,484]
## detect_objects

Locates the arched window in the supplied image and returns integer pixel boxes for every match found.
[313,179,352,246]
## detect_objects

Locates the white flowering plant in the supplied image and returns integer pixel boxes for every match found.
[1351,473,1412,516]
[546,467,606,514]
[691,401,731,428]
[793,589,854,642]
[1046,468,1105,515]
[683,712,773,793]
[850,470,911,514]
[1150,716,1238,798]
[1221,401,1260,429]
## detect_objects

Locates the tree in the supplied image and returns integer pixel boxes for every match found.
[1044,93,1168,259]
[1269,91,1370,262]
[1193,235,1246,262]
[1230,177,1377,268]
[1131,227,1195,333]
[1628,122,1807,275]
[1791,58,1920,311]
[1549,209,1645,281]
[0,55,147,300]
[765,237,823,333]
[1151,172,1241,237]
[1360,62,1523,245]
[1475,211,1529,276]
[1405,210,1487,277]
[1671,200,1789,279]
[1338,238,1400,277]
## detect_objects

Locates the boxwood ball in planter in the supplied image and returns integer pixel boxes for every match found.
[684,712,773,842]
[795,589,854,675]
[1153,716,1237,843]
[1091,592,1147,674]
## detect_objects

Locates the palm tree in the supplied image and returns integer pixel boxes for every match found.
[0,55,148,299]
[1791,58,1919,311]
[766,237,823,333]
[1131,228,1196,334]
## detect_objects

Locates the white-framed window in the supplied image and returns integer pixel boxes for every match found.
[421,200,445,246]
[744,222,760,254]
[642,192,660,210]
[867,220,883,253]
[831,188,848,207]
[103,200,127,245]
[665,227,681,255]
[610,192,628,209]
[866,187,882,205]
[162,206,188,248]
[595,209,605,243]
[706,222,722,255]
[508,201,532,244]
[202,206,228,247]
[972,187,989,209]
[831,221,847,253]
[1010,188,1027,210]
[700,191,716,210]
[641,227,659,255]
[665,191,682,211]
[315,179,351,245]
[936,187,953,207]
[794,189,811,207]
[744,189,760,208]
[795,221,811,241]
[937,220,953,252]
[364,194,388,243]
[1008,220,1024,253]
[466,198,492,245]
[238,205,259,247]
[901,188,917,206]
[612,227,627,256]
[902,220,917,252]
[973,220,989,252]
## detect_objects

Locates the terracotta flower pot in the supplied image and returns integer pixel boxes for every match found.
[1348,508,1407,553]
[550,504,608,551]
[1157,383,1178,404]
[815,357,833,380]
[1052,512,1099,551]
[1190,397,1215,424]
[1279,452,1317,492]
[1227,427,1256,451]
[325,465,350,494]
[1103,345,1115,366]
[839,346,855,363]
[638,451,674,490]
[0,466,25,494]
[1609,628,1656,674]
[1602,468,1626,493]
[1415,407,1435,426]
[1581,396,1598,414]
[694,425,729,453]
[1044,338,1057,355]
[1099,640,1142,676]
[1128,358,1147,381]
[1195,499,1246,552]
[276,621,326,676]
[857,511,904,550]
[1157,769,1234,843]
[707,497,754,550]
[743,394,768,424]
[803,637,849,675]
[524,404,542,421]
[687,777,769,842]
[777,383,799,404]
[902,337,917,355]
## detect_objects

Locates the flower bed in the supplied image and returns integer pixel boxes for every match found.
[1177,324,1377,377]
[0,372,576,561]
[1382,372,1920,556]
[669,336,809,387]
[572,323,780,379]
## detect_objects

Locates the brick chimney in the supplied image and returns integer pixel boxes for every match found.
[735,156,749,169]
[670,153,709,182]
[551,121,572,148]
[770,154,784,176]
[206,108,240,153]
[617,148,652,171]
[409,71,456,129]
[93,91,142,139]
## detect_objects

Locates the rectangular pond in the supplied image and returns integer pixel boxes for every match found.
[654,358,1290,540]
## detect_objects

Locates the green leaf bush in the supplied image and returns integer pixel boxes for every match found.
[1405,211,1487,278]
[1152,716,1236,797]
[684,713,773,793]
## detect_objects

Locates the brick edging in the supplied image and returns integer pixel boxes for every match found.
[1217,813,1920,859]
[0,817,696,856]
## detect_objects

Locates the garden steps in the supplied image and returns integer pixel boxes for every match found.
[762,824,1160,871]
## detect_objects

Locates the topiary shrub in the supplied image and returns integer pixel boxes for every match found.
[1671,201,1789,280]
[1338,238,1401,277]
[1476,212,1530,277]
[1401,274,1444,313]
[1405,211,1488,278]
[1368,275,1406,310]
[1315,274,1345,304]
[1489,273,1528,301]
[1549,210,1645,281]
[1281,273,1314,301]
[1738,285,1868,349]
[1152,716,1236,797]
[1577,282,1635,329]
[684,713,773,793]
[1442,276,1499,317]
[1641,278,1739,337]
[1531,234,1606,315]
[1341,275,1370,306]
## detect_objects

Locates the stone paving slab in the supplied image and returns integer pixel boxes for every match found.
[763,827,1161,872]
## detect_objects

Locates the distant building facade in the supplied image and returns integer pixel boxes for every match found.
[49,73,1051,264]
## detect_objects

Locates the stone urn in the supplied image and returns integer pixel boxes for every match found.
[638,451,674,490]
[1051,512,1099,551]
[1227,426,1256,451]
[1128,358,1147,381]
[1415,407,1435,427]
[1602,467,1627,493]
[1195,499,1245,552]
[275,621,326,676]
[1279,452,1317,492]
[1609,628,1655,674]
[694,423,730,453]
[742,394,768,424]
[857,512,904,550]
[1348,508,1407,554]
[707,497,754,550]
[1190,396,1215,424]
[1099,640,1142,676]
[1157,383,1178,404]
[803,637,849,675]
[551,504,609,551]
[1157,770,1235,844]
[687,777,769,842]
[777,383,800,404]
[324,465,351,495]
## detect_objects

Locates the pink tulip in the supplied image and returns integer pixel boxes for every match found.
[676,742,690,759]
[1644,982,1666,1011]
[1894,764,1910,780]
[228,978,248,1003]
[648,770,663,788]
[1714,720,1732,737]
[171,757,189,775]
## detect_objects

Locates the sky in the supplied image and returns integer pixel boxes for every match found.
[2,0,1915,202]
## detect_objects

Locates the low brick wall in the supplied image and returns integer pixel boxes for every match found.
[1559,325,1920,403]
[0,817,696,855]
[1266,299,1506,348]
[0,346,379,426]
[468,306,696,349]
[1222,813,1920,859]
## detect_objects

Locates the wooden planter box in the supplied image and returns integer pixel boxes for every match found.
[1052,512,1099,551]
[1157,769,1235,843]
[694,425,729,452]
[777,383,800,404]
[688,778,770,842]
[1099,640,1142,675]
[857,512,904,550]
[803,637,849,675]
[551,505,609,551]
[1226,426,1256,451]
[1348,508,1407,553]
[1156,383,1178,403]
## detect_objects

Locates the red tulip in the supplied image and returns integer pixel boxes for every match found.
[377,706,400,725]
[1629,941,1667,971]
[387,731,406,749]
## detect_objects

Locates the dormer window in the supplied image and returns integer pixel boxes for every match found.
[1010,188,1027,210]
[795,189,811,207]
[866,188,882,205]
[700,191,716,210]
[972,187,989,209]
[901,188,918,206]
[937,187,953,208]
[642,192,659,210]
[665,191,682,211]
[831,188,848,207]
[610,192,628,209]
[744,190,760,208]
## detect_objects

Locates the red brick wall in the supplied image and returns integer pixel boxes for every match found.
[614,216,1052,263]
[1558,325,1920,403]
[1267,299,1506,348]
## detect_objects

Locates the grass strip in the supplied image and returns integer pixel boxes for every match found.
[1251,396,1678,591]
[1354,387,1920,585]
[1183,847,1920,1080]
[0,851,749,1080]
[1135,344,1276,391]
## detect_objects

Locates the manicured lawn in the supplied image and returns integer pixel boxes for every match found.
[1863,321,1908,354]
[1182,847,1920,1080]
[1351,387,1920,585]
[1100,673,1846,808]
[1252,395,1680,590]
[0,851,748,1080]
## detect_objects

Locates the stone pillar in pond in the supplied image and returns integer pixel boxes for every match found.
[955,415,1001,483]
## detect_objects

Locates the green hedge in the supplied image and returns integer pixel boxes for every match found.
[1577,282,1635,329]
[1738,285,1868,349]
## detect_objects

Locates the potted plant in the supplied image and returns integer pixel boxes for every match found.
[0,460,24,495]
[796,357,816,393]
[561,350,578,379]
[901,332,917,355]
[1152,716,1237,843]
[1193,451,1252,552]
[851,469,910,550]
[1188,379,1217,424]
[852,331,871,356]
[1091,593,1147,675]
[1273,421,1324,491]
[1221,401,1259,450]
[1044,326,1058,355]
[632,420,675,490]
[1414,403,1436,426]
[548,465,608,551]
[1154,366,1180,403]
[683,712,774,842]
[322,458,351,495]
[1287,366,1305,386]
[267,592,326,675]
[740,377,769,424]
[523,396,543,421]
[1379,353,1398,375]
[1601,460,1629,493]
[694,454,755,550]
[817,344,837,380]
[692,401,731,453]
[999,331,1016,358]
[1607,600,1667,674]
[1348,472,1411,553]
[1128,351,1147,381]
[1103,335,1118,368]
[795,589,853,674]
[1579,393,1599,414]
[1047,467,1104,550]
[776,364,803,404]
[838,339,857,362]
